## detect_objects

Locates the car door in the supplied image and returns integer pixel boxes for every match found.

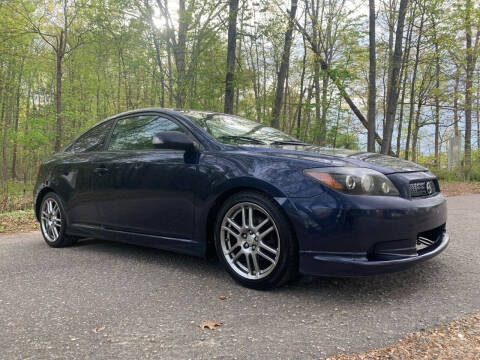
[92,113,197,240]
[61,120,114,227]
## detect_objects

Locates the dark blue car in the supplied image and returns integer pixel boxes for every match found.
[34,108,449,289]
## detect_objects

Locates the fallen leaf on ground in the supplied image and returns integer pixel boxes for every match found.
[92,326,106,333]
[200,320,223,330]
[218,296,228,300]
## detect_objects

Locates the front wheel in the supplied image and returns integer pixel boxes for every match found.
[214,191,298,289]
[40,192,78,248]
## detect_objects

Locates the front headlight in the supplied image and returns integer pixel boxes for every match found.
[303,167,400,196]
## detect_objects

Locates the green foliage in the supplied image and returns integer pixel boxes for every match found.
[0,0,479,193]
[420,149,480,182]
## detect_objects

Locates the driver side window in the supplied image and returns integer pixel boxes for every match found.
[108,115,186,151]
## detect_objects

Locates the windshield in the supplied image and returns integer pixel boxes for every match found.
[181,111,303,145]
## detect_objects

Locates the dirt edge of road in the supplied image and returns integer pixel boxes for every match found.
[324,312,480,360]
[440,182,480,197]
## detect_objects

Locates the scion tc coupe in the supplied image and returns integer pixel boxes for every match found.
[34,108,449,289]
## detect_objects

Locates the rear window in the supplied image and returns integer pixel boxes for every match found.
[71,121,113,153]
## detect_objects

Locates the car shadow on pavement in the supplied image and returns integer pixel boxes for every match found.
[71,237,449,304]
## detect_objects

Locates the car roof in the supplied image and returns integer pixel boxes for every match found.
[103,108,221,121]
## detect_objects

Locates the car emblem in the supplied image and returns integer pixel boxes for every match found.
[426,181,434,195]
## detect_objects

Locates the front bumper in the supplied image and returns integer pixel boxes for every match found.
[281,191,448,277]
[299,230,449,276]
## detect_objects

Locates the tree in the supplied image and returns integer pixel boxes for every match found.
[19,0,88,151]
[271,0,297,129]
[464,0,480,176]
[381,0,409,154]
[367,0,377,152]
[224,0,239,114]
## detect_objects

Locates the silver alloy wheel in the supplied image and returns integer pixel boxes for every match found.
[40,198,62,243]
[220,202,280,280]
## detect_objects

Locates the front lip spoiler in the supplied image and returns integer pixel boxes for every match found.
[299,232,449,277]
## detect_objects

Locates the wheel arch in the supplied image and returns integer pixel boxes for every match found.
[34,187,56,221]
[203,182,298,258]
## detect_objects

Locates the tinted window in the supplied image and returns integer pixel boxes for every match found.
[72,121,113,152]
[108,115,186,151]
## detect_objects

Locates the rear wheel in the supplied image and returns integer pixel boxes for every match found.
[214,191,297,289]
[40,192,78,247]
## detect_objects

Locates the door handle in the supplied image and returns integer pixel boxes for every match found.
[94,166,110,175]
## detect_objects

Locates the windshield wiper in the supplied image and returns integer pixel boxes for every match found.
[271,140,309,145]
[217,135,266,145]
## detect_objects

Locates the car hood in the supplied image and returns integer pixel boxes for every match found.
[241,144,428,174]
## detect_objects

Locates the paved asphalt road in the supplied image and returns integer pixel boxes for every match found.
[1,195,479,359]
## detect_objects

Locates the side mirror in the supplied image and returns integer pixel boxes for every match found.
[152,131,198,152]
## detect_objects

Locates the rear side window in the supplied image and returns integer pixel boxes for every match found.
[108,115,186,151]
[72,121,113,153]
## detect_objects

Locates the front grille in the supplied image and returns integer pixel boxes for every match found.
[410,180,437,197]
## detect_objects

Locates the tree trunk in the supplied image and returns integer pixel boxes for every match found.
[395,3,414,156]
[248,42,262,121]
[283,70,290,132]
[174,0,187,108]
[434,40,440,168]
[96,69,101,119]
[304,83,314,139]
[11,59,24,179]
[117,48,121,112]
[1,68,13,183]
[367,0,376,152]
[313,56,321,144]
[381,0,409,154]
[152,36,166,107]
[235,2,245,113]
[320,71,328,145]
[411,102,422,163]
[404,3,424,160]
[224,0,239,114]
[464,0,474,176]
[453,70,459,136]
[477,75,479,149]
[166,46,173,106]
[296,28,308,138]
[55,48,63,152]
[262,36,267,120]
[271,0,297,129]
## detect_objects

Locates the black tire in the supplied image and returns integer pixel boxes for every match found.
[214,191,298,289]
[39,192,78,248]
